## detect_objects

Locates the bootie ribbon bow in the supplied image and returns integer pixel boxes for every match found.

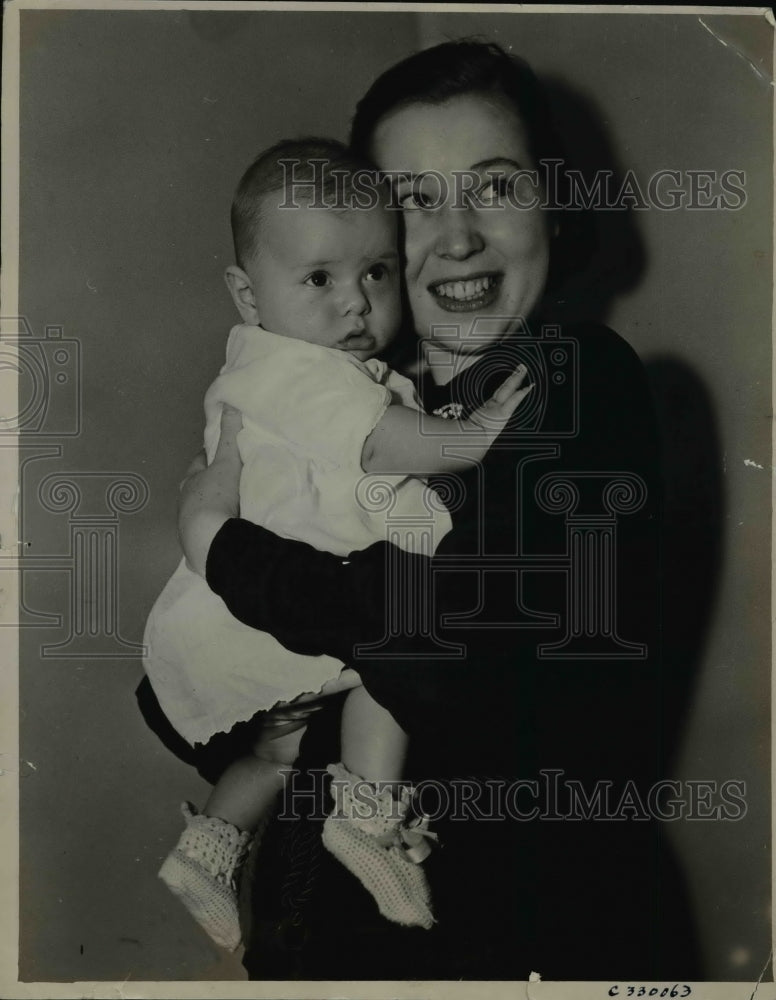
[396,814,439,864]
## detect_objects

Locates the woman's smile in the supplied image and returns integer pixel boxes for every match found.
[428,272,503,311]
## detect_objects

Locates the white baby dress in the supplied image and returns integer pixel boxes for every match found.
[143,325,452,746]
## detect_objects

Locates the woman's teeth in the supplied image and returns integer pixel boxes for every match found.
[433,276,496,301]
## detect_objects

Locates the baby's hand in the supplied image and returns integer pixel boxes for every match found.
[467,365,533,434]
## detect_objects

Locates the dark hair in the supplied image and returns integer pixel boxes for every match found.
[351,40,563,188]
[231,137,383,268]
[350,40,591,300]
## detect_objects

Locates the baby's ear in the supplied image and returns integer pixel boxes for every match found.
[224,265,259,325]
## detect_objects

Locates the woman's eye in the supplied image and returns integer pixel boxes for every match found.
[478,174,510,204]
[399,190,435,211]
[365,263,389,281]
[475,171,537,207]
[304,271,330,288]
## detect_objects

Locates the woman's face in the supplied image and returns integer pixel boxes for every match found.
[371,91,551,358]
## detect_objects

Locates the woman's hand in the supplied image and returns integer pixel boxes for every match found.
[177,405,243,577]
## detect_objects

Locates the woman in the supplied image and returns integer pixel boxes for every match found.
[158,41,700,979]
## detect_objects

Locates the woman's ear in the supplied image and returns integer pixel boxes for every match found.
[225,265,259,325]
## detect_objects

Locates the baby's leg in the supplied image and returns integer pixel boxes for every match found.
[160,708,316,950]
[323,686,435,929]
[340,683,408,797]
[204,717,308,832]
[202,673,361,831]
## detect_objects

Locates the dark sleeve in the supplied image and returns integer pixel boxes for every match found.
[205,519,420,662]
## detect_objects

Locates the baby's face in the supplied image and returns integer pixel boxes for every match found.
[243,197,401,361]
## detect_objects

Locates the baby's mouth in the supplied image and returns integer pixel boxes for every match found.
[428,273,502,311]
[341,330,375,352]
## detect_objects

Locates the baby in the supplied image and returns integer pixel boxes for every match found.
[143,138,531,949]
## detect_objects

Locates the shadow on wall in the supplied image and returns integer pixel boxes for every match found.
[644,357,725,770]
[541,75,648,327]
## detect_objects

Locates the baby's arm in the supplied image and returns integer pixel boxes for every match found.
[361,366,532,475]
[178,405,243,576]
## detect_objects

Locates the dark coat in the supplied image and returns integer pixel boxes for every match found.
[141,323,702,979]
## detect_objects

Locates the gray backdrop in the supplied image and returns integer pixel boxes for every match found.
[15,8,772,983]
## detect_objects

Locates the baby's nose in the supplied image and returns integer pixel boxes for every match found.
[342,285,371,316]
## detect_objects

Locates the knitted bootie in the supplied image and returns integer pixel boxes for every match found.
[158,802,253,950]
[321,762,437,929]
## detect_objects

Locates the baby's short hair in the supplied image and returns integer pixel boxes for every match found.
[231,137,384,268]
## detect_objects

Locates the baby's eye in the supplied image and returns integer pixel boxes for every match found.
[304,271,330,288]
[365,263,390,282]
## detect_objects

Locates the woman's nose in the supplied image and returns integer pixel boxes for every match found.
[433,205,485,260]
